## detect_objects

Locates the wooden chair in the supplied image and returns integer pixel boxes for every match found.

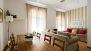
[33,31,36,36]
[3,33,16,51]
[10,33,17,51]
[3,43,10,51]
[3,41,13,51]
[10,36,15,51]
[53,37,65,51]
[10,33,16,45]
[37,33,41,39]
[44,34,51,44]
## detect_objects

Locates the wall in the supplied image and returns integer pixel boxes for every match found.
[66,6,87,28]
[87,0,91,47]
[0,23,3,51]
[5,0,27,39]
[5,0,56,39]
[0,0,4,51]
[47,7,56,29]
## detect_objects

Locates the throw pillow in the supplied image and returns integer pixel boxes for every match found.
[66,28,71,33]
[79,30,86,34]
[71,29,77,34]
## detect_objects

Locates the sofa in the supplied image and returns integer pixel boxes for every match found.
[44,29,58,34]
[41,32,80,51]
[61,28,87,42]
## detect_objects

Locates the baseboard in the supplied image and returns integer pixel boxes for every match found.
[87,46,91,49]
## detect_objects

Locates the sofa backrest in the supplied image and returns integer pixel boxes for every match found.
[58,31,71,39]
[67,28,87,34]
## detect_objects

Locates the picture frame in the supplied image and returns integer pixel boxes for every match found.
[0,8,3,22]
[72,21,83,26]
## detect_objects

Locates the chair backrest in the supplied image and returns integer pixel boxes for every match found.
[53,37,65,51]
[10,36,15,51]
[10,33,16,46]
[33,31,36,36]
[44,34,52,44]
[3,40,14,51]
[3,43,10,51]
[10,33,17,51]
[37,33,41,39]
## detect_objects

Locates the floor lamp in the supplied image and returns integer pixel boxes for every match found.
[6,16,13,40]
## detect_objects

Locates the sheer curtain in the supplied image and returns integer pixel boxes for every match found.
[56,11,65,31]
[26,4,47,33]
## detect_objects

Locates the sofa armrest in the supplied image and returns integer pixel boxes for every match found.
[76,33,87,37]
[67,36,80,45]
[85,33,87,36]
[63,31,66,32]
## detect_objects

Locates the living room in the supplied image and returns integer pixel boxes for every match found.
[0,0,91,51]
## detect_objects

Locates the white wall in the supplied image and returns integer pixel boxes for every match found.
[87,0,91,47]
[0,23,3,51]
[0,0,4,51]
[5,0,56,39]
[5,0,27,39]
[47,7,56,29]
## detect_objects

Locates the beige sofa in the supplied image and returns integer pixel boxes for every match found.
[41,32,80,51]
[61,28,87,42]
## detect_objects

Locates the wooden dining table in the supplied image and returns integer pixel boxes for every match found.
[17,35,60,51]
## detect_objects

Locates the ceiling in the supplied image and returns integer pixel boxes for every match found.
[26,0,87,11]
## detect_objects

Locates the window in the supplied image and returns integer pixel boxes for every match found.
[26,4,46,33]
[56,11,65,31]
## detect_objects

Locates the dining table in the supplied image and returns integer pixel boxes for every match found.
[17,34,61,51]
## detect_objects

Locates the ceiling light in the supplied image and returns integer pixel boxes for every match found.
[55,8,66,12]
[60,0,65,2]
[25,0,47,7]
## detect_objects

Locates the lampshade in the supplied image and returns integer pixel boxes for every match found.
[6,16,13,22]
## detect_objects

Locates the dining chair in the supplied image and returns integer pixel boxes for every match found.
[53,37,65,51]
[33,31,36,36]
[37,33,41,39]
[3,42,10,51]
[3,40,14,51]
[10,33,16,45]
[10,33,17,51]
[10,36,15,51]
[3,33,17,51]
[44,34,52,44]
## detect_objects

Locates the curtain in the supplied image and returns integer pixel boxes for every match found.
[56,11,65,31]
[26,4,47,33]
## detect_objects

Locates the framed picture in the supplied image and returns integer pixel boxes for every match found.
[0,8,3,22]
[72,21,83,26]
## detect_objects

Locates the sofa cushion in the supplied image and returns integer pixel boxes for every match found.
[58,31,71,39]
[71,29,77,34]
[66,28,71,33]
[76,34,85,37]
[79,29,86,34]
